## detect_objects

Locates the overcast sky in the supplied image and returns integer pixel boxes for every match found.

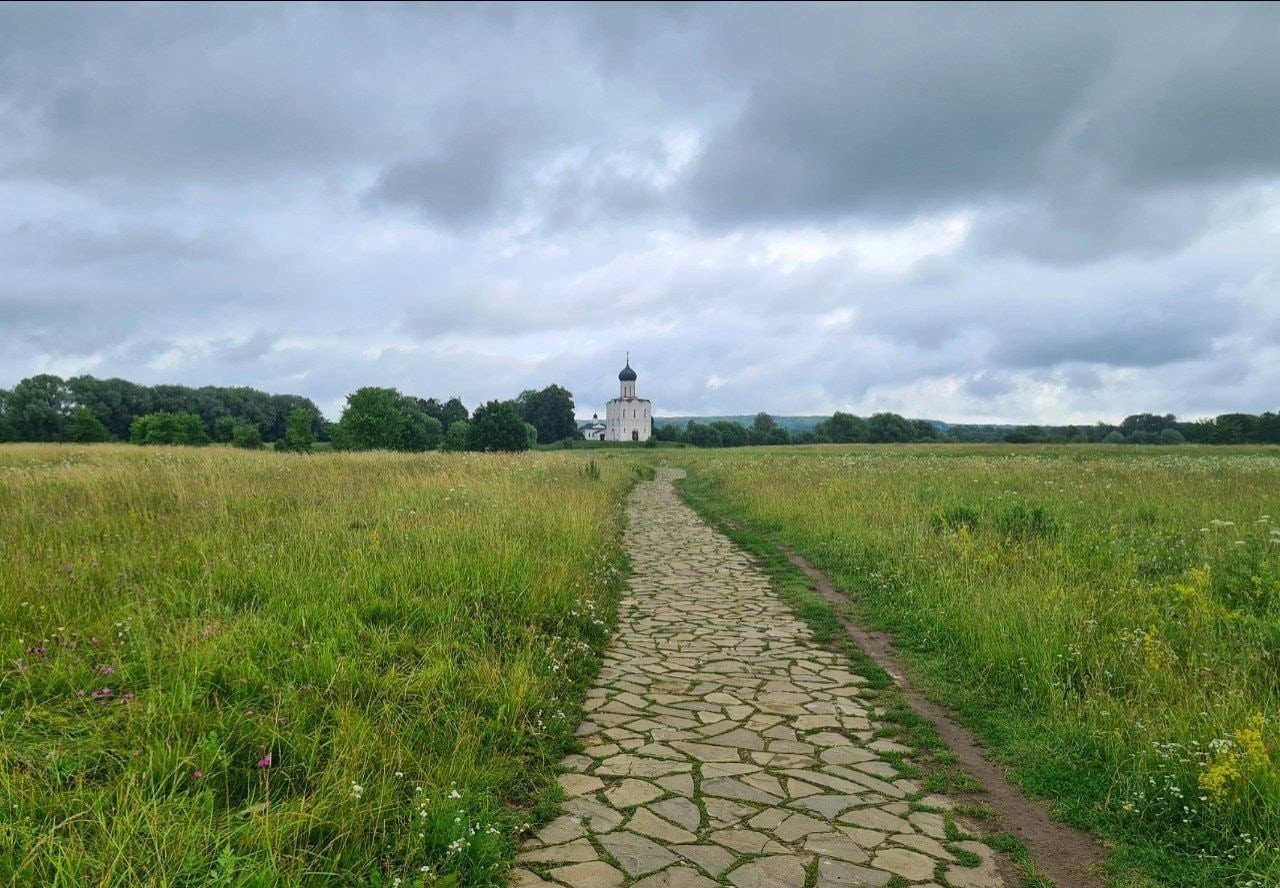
[3,3,1279,423]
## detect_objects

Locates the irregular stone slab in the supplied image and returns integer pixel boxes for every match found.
[701,777,782,805]
[726,855,808,888]
[557,773,605,797]
[517,839,598,864]
[564,796,624,833]
[599,831,677,877]
[816,858,892,887]
[546,860,625,888]
[650,797,701,832]
[627,807,698,844]
[871,847,937,881]
[673,843,736,877]
[632,866,718,888]
[532,815,587,846]
[708,829,788,856]
[804,831,869,863]
[604,778,663,808]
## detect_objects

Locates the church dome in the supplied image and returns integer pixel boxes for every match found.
[618,360,637,382]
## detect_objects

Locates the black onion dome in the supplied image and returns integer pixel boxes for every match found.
[618,360,637,382]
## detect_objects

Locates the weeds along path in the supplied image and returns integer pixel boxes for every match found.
[512,469,1014,888]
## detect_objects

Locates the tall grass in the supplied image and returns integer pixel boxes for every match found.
[671,445,1280,887]
[0,444,638,886]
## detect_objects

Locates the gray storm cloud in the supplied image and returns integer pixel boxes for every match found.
[1,2,1278,423]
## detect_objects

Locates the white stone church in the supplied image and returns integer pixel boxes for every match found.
[580,355,652,442]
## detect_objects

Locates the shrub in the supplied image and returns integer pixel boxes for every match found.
[442,420,470,452]
[467,401,528,452]
[930,504,981,533]
[66,407,109,443]
[332,388,441,452]
[212,416,239,443]
[231,423,264,449]
[1160,428,1186,445]
[129,412,211,446]
[276,408,316,453]
[994,502,1057,540]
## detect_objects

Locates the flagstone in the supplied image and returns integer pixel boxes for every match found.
[546,860,625,888]
[726,855,808,888]
[516,838,598,864]
[599,831,678,877]
[643,794,695,828]
[627,807,699,844]
[604,778,664,808]
[815,858,893,887]
[631,866,718,888]
[673,843,736,877]
[871,847,937,881]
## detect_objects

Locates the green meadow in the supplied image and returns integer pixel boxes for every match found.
[0,444,641,885]
[670,445,1280,887]
[3,443,1279,886]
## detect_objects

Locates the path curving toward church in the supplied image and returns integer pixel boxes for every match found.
[510,469,1012,888]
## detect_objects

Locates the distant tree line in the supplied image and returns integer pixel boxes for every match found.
[654,411,943,447]
[0,374,581,454]
[654,410,1280,448]
[0,375,327,445]
[5,373,1276,451]
[948,412,1280,445]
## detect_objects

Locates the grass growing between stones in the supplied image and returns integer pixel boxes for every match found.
[670,445,1280,887]
[0,444,645,886]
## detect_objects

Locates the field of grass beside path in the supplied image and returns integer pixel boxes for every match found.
[0,444,647,886]
[665,444,1280,888]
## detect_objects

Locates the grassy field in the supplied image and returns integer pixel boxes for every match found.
[669,445,1280,887]
[0,444,642,886]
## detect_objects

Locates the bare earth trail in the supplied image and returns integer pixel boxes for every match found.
[511,469,1012,888]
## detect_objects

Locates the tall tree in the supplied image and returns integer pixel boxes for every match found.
[331,387,441,452]
[516,385,577,443]
[467,400,529,452]
[7,374,71,441]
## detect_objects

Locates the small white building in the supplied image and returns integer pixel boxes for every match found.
[579,413,607,441]
[605,354,652,442]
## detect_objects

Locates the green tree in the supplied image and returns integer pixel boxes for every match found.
[467,400,529,452]
[231,423,264,449]
[442,420,470,452]
[276,408,316,453]
[212,416,239,443]
[814,411,869,443]
[910,419,940,441]
[66,406,109,443]
[516,385,578,443]
[524,422,539,449]
[0,388,10,442]
[7,374,71,441]
[867,412,914,443]
[332,387,441,452]
[130,412,211,446]
[418,396,470,429]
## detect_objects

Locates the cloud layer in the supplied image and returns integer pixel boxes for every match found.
[2,3,1279,422]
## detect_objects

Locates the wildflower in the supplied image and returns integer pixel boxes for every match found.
[257,753,273,769]
[193,771,203,780]
[351,782,364,798]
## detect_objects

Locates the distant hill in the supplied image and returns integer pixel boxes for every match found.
[653,415,829,434]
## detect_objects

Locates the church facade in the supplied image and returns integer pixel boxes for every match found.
[581,355,652,442]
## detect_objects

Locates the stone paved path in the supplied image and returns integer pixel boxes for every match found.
[511,469,1009,888]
